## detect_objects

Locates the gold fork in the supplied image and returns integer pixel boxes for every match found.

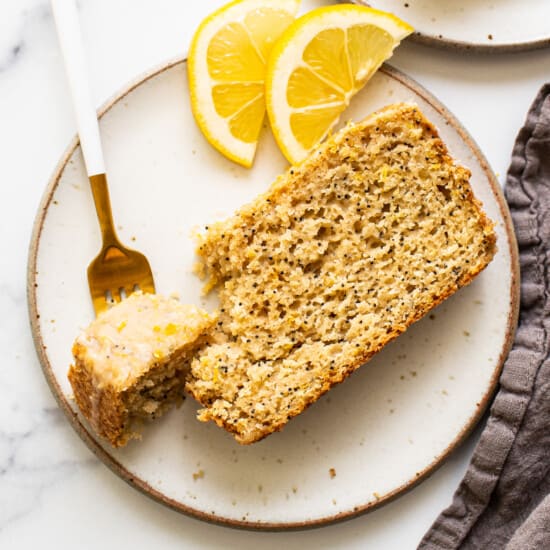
[52,0,155,315]
[86,174,155,314]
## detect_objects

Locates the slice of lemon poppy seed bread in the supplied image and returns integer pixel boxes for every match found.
[69,292,216,447]
[187,103,497,444]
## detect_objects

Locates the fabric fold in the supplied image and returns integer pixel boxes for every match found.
[419,84,550,550]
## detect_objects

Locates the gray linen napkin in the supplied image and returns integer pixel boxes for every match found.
[419,84,550,550]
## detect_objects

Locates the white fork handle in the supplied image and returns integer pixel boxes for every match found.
[51,0,105,176]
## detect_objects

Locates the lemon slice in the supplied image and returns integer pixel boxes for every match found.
[265,5,413,165]
[188,0,300,168]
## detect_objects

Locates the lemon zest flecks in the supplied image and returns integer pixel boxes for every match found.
[164,323,178,335]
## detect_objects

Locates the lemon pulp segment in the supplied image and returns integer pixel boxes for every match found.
[266,6,413,164]
[188,0,300,167]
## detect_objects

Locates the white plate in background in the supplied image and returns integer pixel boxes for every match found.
[351,0,550,51]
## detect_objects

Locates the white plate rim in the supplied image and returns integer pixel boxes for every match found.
[349,0,550,53]
[27,57,520,531]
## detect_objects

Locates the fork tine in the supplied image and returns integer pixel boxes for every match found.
[125,285,137,299]
[109,289,123,305]
[139,278,155,295]
[87,240,155,316]
[93,289,116,316]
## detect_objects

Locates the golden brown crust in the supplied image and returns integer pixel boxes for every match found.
[69,342,130,447]
[188,254,494,444]
[187,103,497,445]
[68,293,217,447]
[247,258,492,444]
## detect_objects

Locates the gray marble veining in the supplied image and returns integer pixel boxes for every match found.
[0,1,50,74]
[0,402,98,531]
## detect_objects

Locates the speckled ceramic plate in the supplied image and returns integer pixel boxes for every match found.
[28,58,519,530]
[350,0,550,52]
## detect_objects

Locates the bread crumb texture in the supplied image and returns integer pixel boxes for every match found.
[187,103,497,444]
[69,292,216,447]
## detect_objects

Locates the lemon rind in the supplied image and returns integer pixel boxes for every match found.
[265,5,413,165]
[188,0,301,168]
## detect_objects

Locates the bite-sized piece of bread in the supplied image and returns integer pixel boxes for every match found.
[69,292,216,447]
[187,103,497,444]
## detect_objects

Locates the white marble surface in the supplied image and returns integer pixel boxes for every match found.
[1,1,549,548]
